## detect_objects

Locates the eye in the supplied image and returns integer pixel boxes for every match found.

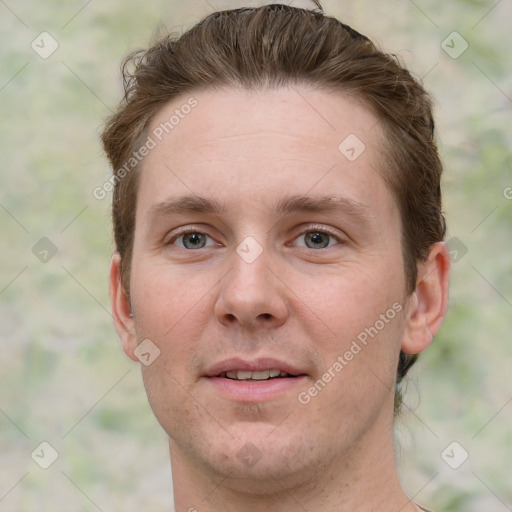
[167,226,343,251]
[292,227,343,249]
[170,230,218,250]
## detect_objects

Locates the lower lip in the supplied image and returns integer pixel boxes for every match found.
[206,376,308,402]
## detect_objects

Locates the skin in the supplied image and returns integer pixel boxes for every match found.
[110,86,450,512]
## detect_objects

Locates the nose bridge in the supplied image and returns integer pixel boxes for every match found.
[231,238,270,294]
[215,234,288,329]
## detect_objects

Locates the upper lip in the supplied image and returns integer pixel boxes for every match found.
[205,357,306,377]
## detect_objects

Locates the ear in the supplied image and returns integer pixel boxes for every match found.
[109,252,139,362]
[401,242,451,355]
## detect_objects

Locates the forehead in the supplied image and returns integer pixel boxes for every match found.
[137,86,395,223]
[146,86,382,162]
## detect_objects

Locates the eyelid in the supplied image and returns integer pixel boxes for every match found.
[290,223,347,246]
[165,223,346,248]
[166,226,219,246]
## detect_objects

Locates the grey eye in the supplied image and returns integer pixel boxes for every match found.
[177,232,210,249]
[304,232,331,249]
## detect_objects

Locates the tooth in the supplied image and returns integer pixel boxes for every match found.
[226,371,237,379]
[279,371,288,377]
[269,369,281,378]
[251,370,270,380]
[237,371,253,380]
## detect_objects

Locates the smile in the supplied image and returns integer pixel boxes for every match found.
[219,369,294,381]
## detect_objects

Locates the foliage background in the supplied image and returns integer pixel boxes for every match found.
[1,0,511,511]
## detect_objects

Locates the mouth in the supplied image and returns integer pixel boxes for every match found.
[204,357,308,401]
[217,369,299,381]
[206,357,306,380]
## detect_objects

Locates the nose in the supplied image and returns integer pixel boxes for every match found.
[214,245,289,331]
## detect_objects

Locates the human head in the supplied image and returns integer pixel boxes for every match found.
[102,5,453,508]
[101,3,446,408]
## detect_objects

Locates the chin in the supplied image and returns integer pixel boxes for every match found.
[206,449,317,496]
[177,420,327,492]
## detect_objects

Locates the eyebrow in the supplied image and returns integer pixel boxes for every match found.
[147,195,227,218]
[146,194,374,226]
[275,194,372,221]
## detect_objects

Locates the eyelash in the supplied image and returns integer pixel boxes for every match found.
[167,225,345,249]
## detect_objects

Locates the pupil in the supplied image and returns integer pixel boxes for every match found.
[306,232,328,248]
[184,233,205,249]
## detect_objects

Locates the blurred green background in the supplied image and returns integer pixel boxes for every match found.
[1,1,511,511]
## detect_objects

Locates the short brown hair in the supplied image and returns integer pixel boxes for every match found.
[101,3,446,411]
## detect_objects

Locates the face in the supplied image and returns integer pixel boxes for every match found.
[112,86,430,489]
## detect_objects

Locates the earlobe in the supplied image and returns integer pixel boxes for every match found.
[401,242,451,355]
[109,253,139,362]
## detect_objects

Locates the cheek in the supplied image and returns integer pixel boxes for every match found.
[141,362,202,438]
[130,264,216,411]
[296,260,405,349]
[293,259,407,414]
[131,259,213,339]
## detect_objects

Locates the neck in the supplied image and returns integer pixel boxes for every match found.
[169,415,420,512]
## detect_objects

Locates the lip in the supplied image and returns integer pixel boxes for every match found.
[206,375,308,402]
[204,357,308,402]
[204,357,306,378]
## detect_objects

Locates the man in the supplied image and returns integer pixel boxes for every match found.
[102,2,450,510]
